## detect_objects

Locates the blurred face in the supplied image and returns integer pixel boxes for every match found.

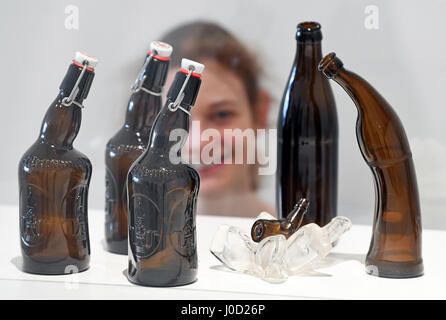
[166,59,256,198]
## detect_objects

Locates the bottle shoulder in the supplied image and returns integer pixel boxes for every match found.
[106,127,149,152]
[19,140,91,173]
[107,126,146,144]
[278,98,339,139]
[279,81,337,129]
[282,77,335,103]
[129,157,199,183]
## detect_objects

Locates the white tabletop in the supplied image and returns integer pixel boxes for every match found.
[0,204,444,300]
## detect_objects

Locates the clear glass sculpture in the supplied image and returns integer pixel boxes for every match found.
[210,213,352,283]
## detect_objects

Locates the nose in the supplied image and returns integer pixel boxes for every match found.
[184,116,226,165]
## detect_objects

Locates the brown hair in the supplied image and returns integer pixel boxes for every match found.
[161,21,261,107]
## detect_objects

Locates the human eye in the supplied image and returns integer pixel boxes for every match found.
[211,110,234,120]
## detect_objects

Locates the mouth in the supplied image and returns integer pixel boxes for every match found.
[190,148,231,177]
[195,163,225,177]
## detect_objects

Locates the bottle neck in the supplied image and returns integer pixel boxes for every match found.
[147,100,191,154]
[327,67,363,112]
[138,56,169,93]
[38,61,94,148]
[319,53,411,161]
[319,53,364,112]
[125,57,169,134]
[124,92,162,134]
[39,90,83,148]
[285,199,308,230]
[294,40,323,75]
[144,68,201,158]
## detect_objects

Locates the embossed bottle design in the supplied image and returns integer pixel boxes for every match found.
[18,52,97,275]
[127,59,204,286]
[276,22,338,226]
[105,41,172,254]
[319,53,423,278]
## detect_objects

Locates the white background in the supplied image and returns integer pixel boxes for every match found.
[1,0,445,228]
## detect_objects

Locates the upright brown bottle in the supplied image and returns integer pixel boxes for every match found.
[319,52,423,278]
[276,22,338,226]
[18,52,97,274]
[105,41,172,254]
[127,59,204,287]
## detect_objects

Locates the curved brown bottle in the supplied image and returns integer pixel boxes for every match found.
[127,59,204,287]
[319,53,423,278]
[251,198,308,242]
[276,22,338,227]
[18,53,97,274]
[104,42,172,254]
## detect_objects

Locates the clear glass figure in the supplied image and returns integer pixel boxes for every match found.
[210,215,351,283]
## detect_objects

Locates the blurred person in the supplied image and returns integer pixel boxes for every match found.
[161,21,275,218]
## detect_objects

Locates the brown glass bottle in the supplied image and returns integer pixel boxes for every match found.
[104,42,171,254]
[18,53,97,274]
[127,59,204,287]
[276,22,338,227]
[319,53,423,278]
[251,198,308,242]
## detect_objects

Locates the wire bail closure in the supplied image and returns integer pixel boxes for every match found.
[61,62,89,108]
[131,52,163,96]
[167,67,195,115]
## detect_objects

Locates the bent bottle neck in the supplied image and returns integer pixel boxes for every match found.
[286,199,308,230]
[39,91,83,148]
[148,101,190,154]
[124,92,162,133]
[319,53,411,161]
[319,53,368,113]
[38,61,95,149]
[325,67,364,112]
[145,66,202,159]
[125,57,169,133]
